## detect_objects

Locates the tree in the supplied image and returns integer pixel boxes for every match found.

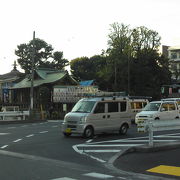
[52,51,69,70]
[104,22,171,99]
[15,38,68,73]
[70,55,107,82]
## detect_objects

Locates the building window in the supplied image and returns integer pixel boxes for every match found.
[171,52,177,59]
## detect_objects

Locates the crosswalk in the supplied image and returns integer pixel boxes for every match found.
[51,172,127,180]
[73,132,180,163]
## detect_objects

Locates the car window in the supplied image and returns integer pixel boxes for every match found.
[120,102,126,112]
[161,103,168,111]
[168,103,175,111]
[107,102,118,112]
[94,102,105,113]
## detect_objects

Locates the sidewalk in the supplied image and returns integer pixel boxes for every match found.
[112,142,180,180]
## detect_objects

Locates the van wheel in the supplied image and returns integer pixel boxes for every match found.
[83,126,94,138]
[119,124,128,135]
[63,132,71,137]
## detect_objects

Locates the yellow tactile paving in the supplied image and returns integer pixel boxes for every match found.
[147,165,180,177]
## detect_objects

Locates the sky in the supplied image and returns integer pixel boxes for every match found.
[0,0,180,74]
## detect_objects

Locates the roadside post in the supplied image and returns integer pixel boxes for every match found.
[148,121,154,147]
[137,119,154,147]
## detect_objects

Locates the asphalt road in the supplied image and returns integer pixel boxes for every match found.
[0,121,180,180]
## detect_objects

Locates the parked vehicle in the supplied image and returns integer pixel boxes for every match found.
[161,98,180,108]
[135,100,179,124]
[129,98,149,123]
[62,96,149,138]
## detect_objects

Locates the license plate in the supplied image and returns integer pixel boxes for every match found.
[65,128,71,133]
[138,119,145,121]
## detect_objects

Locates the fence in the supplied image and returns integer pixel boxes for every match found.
[0,111,30,120]
[137,119,180,146]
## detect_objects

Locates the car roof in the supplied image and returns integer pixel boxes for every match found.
[150,100,176,103]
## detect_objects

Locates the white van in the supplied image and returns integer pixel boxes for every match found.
[62,96,133,138]
[62,96,149,138]
[135,100,179,124]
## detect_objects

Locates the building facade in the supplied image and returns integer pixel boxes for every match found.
[168,46,180,81]
[0,61,24,104]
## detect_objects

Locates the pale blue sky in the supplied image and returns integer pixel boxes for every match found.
[0,0,180,74]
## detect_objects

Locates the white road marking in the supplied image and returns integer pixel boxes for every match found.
[73,132,180,163]
[83,149,121,153]
[26,134,34,137]
[72,145,106,163]
[39,131,48,134]
[1,145,8,149]
[7,127,16,129]
[117,139,177,142]
[0,133,10,135]
[77,144,143,147]
[155,135,180,138]
[83,172,114,178]
[118,177,127,179]
[86,139,93,143]
[13,139,22,143]
[52,125,58,128]
[21,125,28,127]
[51,178,77,180]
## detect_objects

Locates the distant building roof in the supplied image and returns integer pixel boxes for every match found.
[11,68,77,89]
[0,61,24,82]
[168,46,180,51]
[80,80,94,86]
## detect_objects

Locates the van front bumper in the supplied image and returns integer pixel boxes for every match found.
[61,122,86,135]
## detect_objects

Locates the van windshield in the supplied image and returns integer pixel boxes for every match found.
[71,101,96,113]
[143,103,161,111]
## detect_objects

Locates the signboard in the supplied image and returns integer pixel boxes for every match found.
[53,86,99,103]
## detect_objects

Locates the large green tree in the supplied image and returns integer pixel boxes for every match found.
[105,22,171,99]
[15,38,69,73]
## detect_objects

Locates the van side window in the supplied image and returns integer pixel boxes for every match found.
[168,103,175,111]
[131,102,143,109]
[161,103,168,111]
[94,102,105,113]
[108,102,118,112]
[120,102,126,112]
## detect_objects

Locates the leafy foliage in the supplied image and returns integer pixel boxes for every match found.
[70,22,171,99]
[15,38,68,73]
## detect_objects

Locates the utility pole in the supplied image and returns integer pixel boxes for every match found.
[128,54,130,96]
[30,31,35,120]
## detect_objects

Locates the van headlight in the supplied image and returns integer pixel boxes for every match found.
[79,116,87,124]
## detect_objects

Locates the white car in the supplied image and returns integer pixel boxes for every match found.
[135,100,179,124]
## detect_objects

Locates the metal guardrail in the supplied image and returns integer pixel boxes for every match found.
[0,111,30,120]
[137,119,180,147]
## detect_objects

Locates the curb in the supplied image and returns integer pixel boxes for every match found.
[105,143,179,180]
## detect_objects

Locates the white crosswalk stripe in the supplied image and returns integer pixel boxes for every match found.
[50,172,128,180]
[83,172,114,178]
[51,178,77,180]
[0,133,10,135]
